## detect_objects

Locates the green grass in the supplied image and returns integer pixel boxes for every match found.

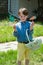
[0,44,43,65]
[33,24,43,37]
[0,19,16,43]
[0,50,17,65]
[0,19,43,43]
[0,25,16,43]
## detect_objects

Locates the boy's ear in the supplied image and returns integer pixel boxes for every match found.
[26,15,28,18]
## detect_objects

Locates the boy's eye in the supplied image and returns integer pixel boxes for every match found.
[21,15,25,18]
[21,16,23,18]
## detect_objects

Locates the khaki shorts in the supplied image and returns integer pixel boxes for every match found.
[17,43,31,61]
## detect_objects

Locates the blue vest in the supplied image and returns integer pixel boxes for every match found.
[13,21,33,42]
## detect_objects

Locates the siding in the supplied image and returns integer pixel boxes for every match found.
[8,0,38,18]
[19,0,38,17]
[8,0,19,18]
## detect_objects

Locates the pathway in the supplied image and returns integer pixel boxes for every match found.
[0,36,43,52]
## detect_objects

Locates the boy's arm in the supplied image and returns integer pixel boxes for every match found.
[29,16,37,30]
[30,21,34,30]
[13,25,17,32]
[13,25,18,37]
[29,16,36,21]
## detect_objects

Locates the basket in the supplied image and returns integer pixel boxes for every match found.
[25,29,42,50]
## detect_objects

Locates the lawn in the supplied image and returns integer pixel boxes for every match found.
[33,24,43,37]
[0,19,16,43]
[0,50,17,65]
[0,19,43,65]
[0,19,43,43]
[0,44,43,65]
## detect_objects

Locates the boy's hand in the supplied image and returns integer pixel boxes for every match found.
[32,21,34,26]
[13,25,16,31]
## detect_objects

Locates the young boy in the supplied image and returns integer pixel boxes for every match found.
[13,8,34,65]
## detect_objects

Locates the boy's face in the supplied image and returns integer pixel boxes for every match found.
[19,12,28,22]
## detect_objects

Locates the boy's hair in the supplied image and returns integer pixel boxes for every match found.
[18,8,28,16]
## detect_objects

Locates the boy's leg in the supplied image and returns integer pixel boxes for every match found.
[17,61,21,65]
[25,47,31,65]
[17,43,25,65]
[25,59,29,65]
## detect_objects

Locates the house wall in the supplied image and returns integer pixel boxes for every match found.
[8,0,38,18]
[8,0,19,17]
[19,0,38,18]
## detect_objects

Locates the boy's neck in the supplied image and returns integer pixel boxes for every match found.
[20,20,26,23]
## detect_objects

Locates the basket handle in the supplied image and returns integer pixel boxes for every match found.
[26,29,30,42]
